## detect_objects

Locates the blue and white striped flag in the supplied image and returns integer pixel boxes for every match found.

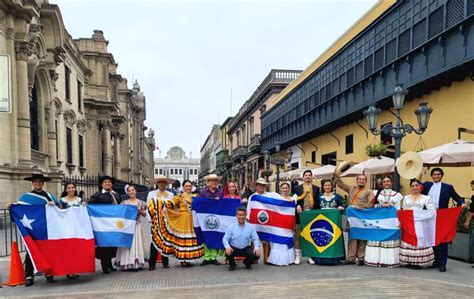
[87,205,137,248]
[192,197,241,249]
[346,207,400,241]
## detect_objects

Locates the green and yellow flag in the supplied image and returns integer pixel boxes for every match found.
[300,209,344,258]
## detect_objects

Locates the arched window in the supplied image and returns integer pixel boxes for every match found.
[29,85,39,150]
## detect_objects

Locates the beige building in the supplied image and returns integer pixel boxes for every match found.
[199,124,221,184]
[154,146,200,185]
[0,1,154,204]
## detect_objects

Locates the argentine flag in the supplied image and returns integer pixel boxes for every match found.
[192,197,241,249]
[346,207,400,241]
[87,205,137,248]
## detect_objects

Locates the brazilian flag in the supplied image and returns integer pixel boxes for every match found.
[300,209,344,258]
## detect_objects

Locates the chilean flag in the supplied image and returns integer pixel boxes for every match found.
[398,207,461,247]
[247,194,296,248]
[10,205,96,276]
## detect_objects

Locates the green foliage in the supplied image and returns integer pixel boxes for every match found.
[457,207,472,234]
[365,143,388,157]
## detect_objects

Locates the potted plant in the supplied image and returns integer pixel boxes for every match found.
[448,207,474,262]
[365,143,388,158]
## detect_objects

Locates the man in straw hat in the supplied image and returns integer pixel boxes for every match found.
[89,175,120,274]
[334,165,374,266]
[147,175,175,270]
[7,173,59,286]
[293,170,321,265]
[198,173,225,266]
[422,168,466,272]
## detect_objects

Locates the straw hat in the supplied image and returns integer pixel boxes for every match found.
[255,178,270,185]
[396,151,423,179]
[335,161,356,177]
[203,174,222,181]
[153,175,175,185]
[24,173,51,182]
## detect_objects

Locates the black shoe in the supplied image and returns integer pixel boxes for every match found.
[25,278,34,287]
[46,276,56,283]
[110,268,117,272]
[67,274,79,280]
[162,262,170,269]
[148,264,156,271]
[357,260,365,266]
[180,262,193,268]
[228,265,236,271]
[439,267,446,272]
[200,260,211,266]
[245,263,252,270]
[340,260,356,265]
[103,268,111,274]
[211,259,221,265]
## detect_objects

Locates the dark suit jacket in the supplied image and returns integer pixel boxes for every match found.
[293,184,321,224]
[422,182,464,208]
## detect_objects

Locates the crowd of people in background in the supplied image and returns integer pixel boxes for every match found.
[6,166,473,287]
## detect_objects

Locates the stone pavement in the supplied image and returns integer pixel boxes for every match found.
[1,255,473,298]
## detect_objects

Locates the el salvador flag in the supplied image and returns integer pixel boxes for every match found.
[346,207,400,241]
[87,205,137,248]
[192,197,241,249]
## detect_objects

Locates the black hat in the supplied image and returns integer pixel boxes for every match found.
[24,173,51,182]
[99,175,115,185]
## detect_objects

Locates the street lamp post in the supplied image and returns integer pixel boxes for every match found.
[363,85,433,191]
[263,142,293,193]
[239,156,245,189]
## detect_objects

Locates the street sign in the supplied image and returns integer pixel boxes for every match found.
[0,55,12,113]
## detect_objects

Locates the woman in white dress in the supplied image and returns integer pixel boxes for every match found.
[267,182,296,266]
[365,176,402,267]
[399,179,435,269]
[115,185,148,271]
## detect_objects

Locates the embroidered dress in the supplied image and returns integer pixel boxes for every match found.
[268,195,296,266]
[148,191,176,256]
[365,189,403,268]
[399,194,435,268]
[59,196,82,208]
[313,193,345,265]
[115,200,148,270]
[158,193,204,261]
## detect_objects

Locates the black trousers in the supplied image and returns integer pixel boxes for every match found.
[149,243,168,267]
[433,243,449,268]
[96,247,117,271]
[225,246,258,267]
[24,253,34,279]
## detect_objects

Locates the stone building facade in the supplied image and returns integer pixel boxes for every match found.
[154,146,200,186]
[0,0,154,204]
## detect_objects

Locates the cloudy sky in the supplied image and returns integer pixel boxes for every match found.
[53,0,376,158]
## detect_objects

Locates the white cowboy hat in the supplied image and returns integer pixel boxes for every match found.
[396,151,423,179]
[203,174,222,181]
[335,161,357,177]
[153,175,175,185]
[255,178,270,185]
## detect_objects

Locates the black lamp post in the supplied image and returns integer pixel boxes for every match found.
[363,85,433,191]
[263,141,293,193]
[239,156,245,190]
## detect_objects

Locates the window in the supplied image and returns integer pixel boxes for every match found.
[65,65,71,101]
[155,169,158,175]
[170,169,174,175]
[321,151,337,166]
[311,151,316,163]
[79,134,84,167]
[345,134,354,154]
[159,169,163,175]
[77,80,83,112]
[29,85,39,150]
[179,168,183,175]
[66,127,73,164]
[55,120,59,159]
[380,122,393,145]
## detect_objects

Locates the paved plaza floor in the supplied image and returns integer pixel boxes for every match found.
[1,255,473,298]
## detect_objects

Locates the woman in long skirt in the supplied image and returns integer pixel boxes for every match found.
[115,185,148,270]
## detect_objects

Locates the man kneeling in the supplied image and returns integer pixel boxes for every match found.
[222,207,261,271]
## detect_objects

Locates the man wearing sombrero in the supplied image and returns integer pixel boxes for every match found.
[9,173,59,286]
[147,175,175,270]
[198,174,225,266]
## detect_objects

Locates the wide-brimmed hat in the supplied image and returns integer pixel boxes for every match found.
[396,151,423,180]
[24,173,51,182]
[255,178,270,185]
[204,174,222,181]
[99,175,115,185]
[335,161,356,177]
[153,175,175,185]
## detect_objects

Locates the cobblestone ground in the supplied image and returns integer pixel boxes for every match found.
[1,257,473,298]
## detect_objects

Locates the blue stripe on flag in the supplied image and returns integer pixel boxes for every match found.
[87,204,137,220]
[346,206,398,220]
[349,227,400,242]
[93,231,134,248]
[193,229,225,249]
[191,197,241,216]
[250,194,295,208]
[257,231,293,248]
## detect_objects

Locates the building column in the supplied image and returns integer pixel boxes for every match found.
[46,102,58,170]
[15,42,32,166]
[113,133,121,180]
[102,125,112,176]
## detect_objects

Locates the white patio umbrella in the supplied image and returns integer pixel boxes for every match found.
[341,156,395,177]
[311,165,336,179]
[417,140,474,166]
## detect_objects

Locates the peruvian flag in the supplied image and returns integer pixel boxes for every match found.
[398,207,461,247]
[247,194,296,248]
[10,205,95,275]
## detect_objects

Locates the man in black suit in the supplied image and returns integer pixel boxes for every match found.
[293,170,320,265]
[422,168,466,272]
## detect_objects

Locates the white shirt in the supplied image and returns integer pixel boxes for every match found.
[427,182,442,208]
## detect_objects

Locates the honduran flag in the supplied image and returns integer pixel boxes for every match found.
[87,204,137,248]
[346,207,400,241]
[10,205,95,276]
[192,197,241,249]
[398,207,461,247]
[247,194,296,248]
